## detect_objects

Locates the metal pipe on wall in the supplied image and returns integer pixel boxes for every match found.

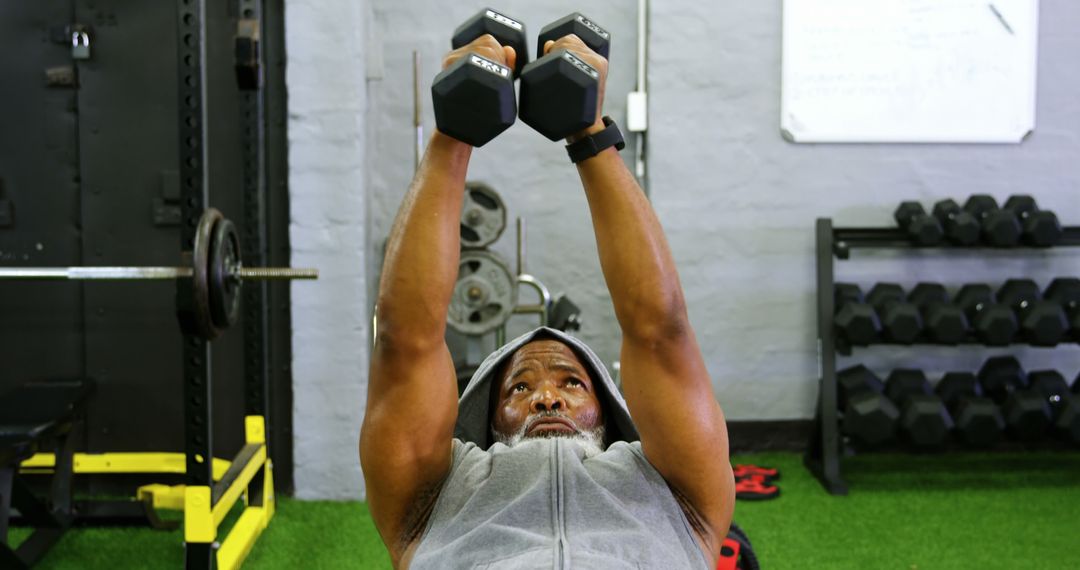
[413,50,423,170]
[628,0,650,195]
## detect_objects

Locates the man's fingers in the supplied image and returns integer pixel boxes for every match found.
[543,39,555,56]
[473,34,507,64]
[549,34,591,56]
[503,45,516,73]
[475,34,502,52]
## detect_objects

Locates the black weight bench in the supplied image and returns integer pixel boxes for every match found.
[0,379,93,569]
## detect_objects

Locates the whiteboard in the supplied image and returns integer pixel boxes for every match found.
[781,0,1039,143]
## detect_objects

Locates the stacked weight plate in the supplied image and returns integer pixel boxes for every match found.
[448,182,517,335]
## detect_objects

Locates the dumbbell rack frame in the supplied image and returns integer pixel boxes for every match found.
[805,218,1080,495]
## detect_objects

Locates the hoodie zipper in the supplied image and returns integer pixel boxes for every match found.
[551,439,568,569]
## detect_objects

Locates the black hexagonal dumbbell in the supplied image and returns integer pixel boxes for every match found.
[907,283,969,344]
[976,356,1049,440]
[1002,388,1052,441]
[431,9,529,147]
[519,13,610,141]
[1002,195,1063,248]
[955,284,1018,346]
[962,194,1022,247]
[1044,278,1080,343]
[1028,370,1080,445]
[935,372,1005,447]
[931,199,981,246]
[997,279,1069,346]
[885,369,953,449]
[977,355,1028,402]
[866,284,923,344]
[837,365,899,447]
[834,283,881,346]
[894,202,944,246]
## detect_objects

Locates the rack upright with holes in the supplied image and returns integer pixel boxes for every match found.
[805,218,1080,495]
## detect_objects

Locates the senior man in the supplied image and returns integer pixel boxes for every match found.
[360,32,734,569]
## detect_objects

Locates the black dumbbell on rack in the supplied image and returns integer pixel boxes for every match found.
[1028,370,1080,445]
[894,202,944,246]
[963,195,1022,247]
[432,9,528,147]
[834,283,881,346]
[955,284,1018,346]
[931,199,981,246]
[907,283,969,344]
[866,284,923,344]
[997,279,1069,346]
[1044,278,1080,342]
[885,369,953,449]
[519,13,610,141]
[977,357,1051,441]
[1002,195,1063,248]
[837,365,900,447]
[935,372,1005,447]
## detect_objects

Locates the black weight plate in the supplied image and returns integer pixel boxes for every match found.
[460,182,506,248]
[209,216,242,330]
[191,208,224,340]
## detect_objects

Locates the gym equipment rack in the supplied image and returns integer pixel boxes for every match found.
[806,218,1080,495]
[6,2,290,568]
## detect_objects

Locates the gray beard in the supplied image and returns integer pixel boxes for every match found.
[494,414,606,459]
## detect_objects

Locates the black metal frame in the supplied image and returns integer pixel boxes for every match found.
[262,0,294,495]
[176,0,280,566]
[0,397,82,569]
[805,218,1080,495]
[0,442,73,569]
[238,0,270,446]
[176,1,216,566]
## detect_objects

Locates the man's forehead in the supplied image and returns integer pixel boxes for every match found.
[503,340,587,374]
[511,340,582,362]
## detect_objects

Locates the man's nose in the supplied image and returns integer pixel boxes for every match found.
[530,383,564,413]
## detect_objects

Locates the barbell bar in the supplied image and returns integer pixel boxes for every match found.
[0,208,317,340]
[0,267,317,280]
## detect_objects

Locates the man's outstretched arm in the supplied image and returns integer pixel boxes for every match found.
[550,35,735,565]
[360,35,517,567]
[359,131,470,564]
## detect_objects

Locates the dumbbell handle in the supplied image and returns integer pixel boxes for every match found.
[0,266,318,281]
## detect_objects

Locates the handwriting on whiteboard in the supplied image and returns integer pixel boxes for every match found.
[781,0,1038,143]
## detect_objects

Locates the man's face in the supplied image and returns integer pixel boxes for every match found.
[491,340,604,444]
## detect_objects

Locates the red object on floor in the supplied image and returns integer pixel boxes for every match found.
[735,474,780,501]
[733,464,779,481]
[716,537,742,570]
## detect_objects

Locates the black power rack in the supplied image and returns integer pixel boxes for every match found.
[805,218,1080,495]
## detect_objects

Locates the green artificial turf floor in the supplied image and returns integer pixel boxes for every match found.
[10,451,1080,569]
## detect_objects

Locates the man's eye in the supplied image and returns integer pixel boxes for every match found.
[567,378,583,387]
[512,383,528,393]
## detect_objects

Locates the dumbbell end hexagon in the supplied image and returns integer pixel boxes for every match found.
[901,395,953,448]
[451,9,529,77]
[519,51,599,141]
[954,397,1005,447]
[535,13,611,59]
[844,392,900,447]
[1023,211,1063,247]
[432,58,517,147]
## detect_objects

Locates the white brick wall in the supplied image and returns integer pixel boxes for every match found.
[286,0,369,500]
[288,0,1080,498]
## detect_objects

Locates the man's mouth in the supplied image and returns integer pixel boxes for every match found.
[526,416,578,436]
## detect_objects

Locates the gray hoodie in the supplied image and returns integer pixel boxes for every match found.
[408,327,709,569]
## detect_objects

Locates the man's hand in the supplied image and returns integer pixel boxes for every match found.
[442,34,517,72]
[541,34,609,142]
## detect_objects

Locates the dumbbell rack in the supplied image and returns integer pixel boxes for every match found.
[805,218,1080,495]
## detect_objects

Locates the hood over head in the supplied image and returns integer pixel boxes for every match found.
[455,327,639,449]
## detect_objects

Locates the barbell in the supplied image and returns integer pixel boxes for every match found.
[0,208,317,340]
